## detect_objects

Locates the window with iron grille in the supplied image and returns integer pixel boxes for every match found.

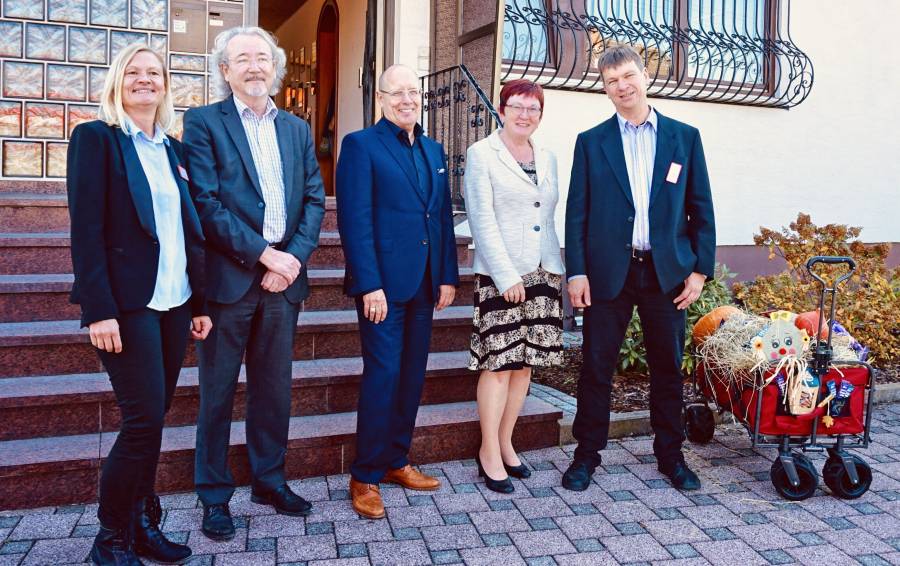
[502,0,813,108]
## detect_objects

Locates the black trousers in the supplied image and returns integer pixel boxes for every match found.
[572,257,687,468]
[194,271,300,505]
[96,302,192,529]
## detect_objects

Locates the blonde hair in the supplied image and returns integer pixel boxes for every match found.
[99,43,176,133]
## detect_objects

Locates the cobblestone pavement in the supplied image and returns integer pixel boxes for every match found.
[5,403,900,565]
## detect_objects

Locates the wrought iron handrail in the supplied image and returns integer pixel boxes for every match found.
[420,65,502,212]
[502,0,813,108]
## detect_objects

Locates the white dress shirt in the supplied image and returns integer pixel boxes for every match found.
[233,96,287,243]
[122,117,191,311]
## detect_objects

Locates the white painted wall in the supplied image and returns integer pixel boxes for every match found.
[532,0,900,246]
[391,0,431,75]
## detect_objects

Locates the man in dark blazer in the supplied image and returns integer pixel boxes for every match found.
[182,27,325,539]
[336,64,459,519]
[564,46,716,491]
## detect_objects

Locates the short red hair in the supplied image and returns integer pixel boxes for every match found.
[498,80,544,114]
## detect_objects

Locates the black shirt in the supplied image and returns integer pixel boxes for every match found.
[382,119,432,200]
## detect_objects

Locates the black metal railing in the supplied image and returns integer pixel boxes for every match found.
[503,0,813,108]
[421,65,502,212]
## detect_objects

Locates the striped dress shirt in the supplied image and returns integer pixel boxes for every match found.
[617,109,657,251]
[233,95,287,243]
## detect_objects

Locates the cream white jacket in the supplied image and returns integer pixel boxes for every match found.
[464,129,564,294]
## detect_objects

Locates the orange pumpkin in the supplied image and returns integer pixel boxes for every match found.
[795,310,829,340]
[692,305,742,345]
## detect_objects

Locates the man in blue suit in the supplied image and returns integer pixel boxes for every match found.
[563,46,715,491]
[183,27,325,539]
[336,64,459,519]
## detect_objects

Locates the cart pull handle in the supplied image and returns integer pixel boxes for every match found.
[806,256,856,288]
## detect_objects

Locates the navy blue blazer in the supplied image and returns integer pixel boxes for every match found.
[67,120,206,327]
[336,119,460,301]
[182,96,326,305]
[565,112,716,299]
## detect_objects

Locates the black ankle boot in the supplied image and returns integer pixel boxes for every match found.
[90,525,142,566]
[133,496,192,564]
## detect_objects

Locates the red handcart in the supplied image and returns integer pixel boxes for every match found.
[683,256,875,501]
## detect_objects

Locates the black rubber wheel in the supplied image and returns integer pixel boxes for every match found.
[823,455,872,499]
[684,404,715,444]
[770,453,818,501]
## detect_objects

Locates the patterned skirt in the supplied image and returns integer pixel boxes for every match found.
[468,267,564,371]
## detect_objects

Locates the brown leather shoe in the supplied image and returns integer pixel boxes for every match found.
[349,479,385,519]
[382,464,441,491]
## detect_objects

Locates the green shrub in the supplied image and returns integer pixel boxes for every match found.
[617,264,736,374]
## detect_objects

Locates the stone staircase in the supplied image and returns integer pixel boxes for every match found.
[0,180,562,510]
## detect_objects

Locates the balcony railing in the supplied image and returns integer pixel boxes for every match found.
[420,65,502,212]
[502,0,813,108]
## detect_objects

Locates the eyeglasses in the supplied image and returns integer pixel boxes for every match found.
[505,104,542,116]
[229,56,273,69]
[379,89,422,100]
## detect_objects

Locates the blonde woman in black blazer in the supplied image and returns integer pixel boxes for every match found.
[68,43,211,565]
[464,80,565,493]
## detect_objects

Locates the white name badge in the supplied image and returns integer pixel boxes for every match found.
[666,162,682,184]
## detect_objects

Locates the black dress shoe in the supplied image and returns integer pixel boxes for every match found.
[562,460,596,492]
[475,456,514,494]
[251,484,313,516]
[90,524,142,566]
[201,503,235,541]
[659,461,701,491]
[133,496,191,564]
[503,460,532,479]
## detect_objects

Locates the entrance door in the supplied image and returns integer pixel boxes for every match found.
[316,2,338,196]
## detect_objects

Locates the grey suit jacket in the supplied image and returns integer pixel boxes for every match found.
[183,96,326,305]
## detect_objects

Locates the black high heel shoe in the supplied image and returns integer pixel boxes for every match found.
[503,460,532,479]
[475,456,514,494]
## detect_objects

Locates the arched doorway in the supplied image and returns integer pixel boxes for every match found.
[316,2,338,196]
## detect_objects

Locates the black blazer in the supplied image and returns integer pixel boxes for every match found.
[181,96,326,305]
[67,120,207,327]
[565,112,716,299]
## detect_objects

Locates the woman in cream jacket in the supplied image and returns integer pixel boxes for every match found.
[464,80,565,493]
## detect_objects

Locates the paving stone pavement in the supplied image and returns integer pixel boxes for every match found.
[6,402,900,565]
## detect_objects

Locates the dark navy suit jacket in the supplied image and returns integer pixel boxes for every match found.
[67,120,206,327]
[182,96,326,305]
[565,112,716,299]
[336,118,460,301]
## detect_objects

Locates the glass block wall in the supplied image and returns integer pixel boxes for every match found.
[0,0,244,179]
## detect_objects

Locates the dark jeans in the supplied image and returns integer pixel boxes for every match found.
[573,257,687,468]
[194,272,300,505]
[96,302,192,529]
[351,270,434,483]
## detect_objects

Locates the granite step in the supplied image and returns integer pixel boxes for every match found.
[0,193,339,234]
[0,193,70,233]
[0,231,474,274]
[0,351,478,440]
[0,269,476,322]
[0,397,562,509]
[0,306,475,378]
[0,180,66,195]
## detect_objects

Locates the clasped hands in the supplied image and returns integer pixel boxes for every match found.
[362,285,456,324]
[259,246,302,293]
